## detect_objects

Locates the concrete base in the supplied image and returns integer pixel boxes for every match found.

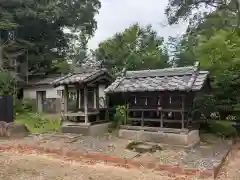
[118,129,200,148]
[61,122,110,136]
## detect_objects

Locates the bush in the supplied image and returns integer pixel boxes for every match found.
[15,113,61,133]
[15,99,36,114]
[207,120,237,138]
[109,105,126,130]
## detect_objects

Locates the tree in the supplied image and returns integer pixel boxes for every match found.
[95,24,170,75]
[165,0,240,28]
[0,0,101,75]
[193,29,240,117]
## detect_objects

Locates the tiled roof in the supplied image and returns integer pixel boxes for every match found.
[26,75,61,86]
[53,68,112,86]
[105,64,209,93]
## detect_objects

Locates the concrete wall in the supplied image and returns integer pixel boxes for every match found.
[99,84,106,108]
[118,129,200,148]
[23,85,64,99]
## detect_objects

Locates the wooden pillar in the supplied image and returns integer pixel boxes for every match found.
[160,111,163,128]
[84,85,88,124]
[105,95,109,122]
[78,89,81,109]
[63,85,68,113]
[181,95,185,129]
[141,111,144,127]
[76,89,79,110]
[124,94,128,125]
[96,85,100,121]
[93,87,97,109]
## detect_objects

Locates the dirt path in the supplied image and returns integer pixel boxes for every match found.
[216,145,240,180]
[0,148,240,180]
[0,151,206,180]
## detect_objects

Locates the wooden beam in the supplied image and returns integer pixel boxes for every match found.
[63,85,68,113]
[84,85,88,124]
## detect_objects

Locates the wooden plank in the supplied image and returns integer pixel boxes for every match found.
[141,111,144,127]
[181,95,185,129]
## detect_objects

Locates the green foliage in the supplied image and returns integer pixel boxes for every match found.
[0,71,16,95]
[95,24,169,76]
[0,0,101,75]
[192,94,216,119]
[207,120,237,138]
[110,105,126,130]
[15,113,61,133]
[14,99,36,114]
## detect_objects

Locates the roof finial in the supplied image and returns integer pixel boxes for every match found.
[121,68,126,77]
[194,61,200,69]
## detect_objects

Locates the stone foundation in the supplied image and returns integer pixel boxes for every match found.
[62,122,110,136]
[118,129,200,148]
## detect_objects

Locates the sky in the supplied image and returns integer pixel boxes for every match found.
[87,0,188,50]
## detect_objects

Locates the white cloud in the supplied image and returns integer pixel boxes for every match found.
[88,0,188,50]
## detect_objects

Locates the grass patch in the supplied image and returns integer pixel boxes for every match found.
[15,113,61,133]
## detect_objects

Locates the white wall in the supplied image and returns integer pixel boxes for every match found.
[23,86,64,99]
[99,84,106,108]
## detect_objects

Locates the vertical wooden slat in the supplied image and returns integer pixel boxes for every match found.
[96,85,100,121]
[181,95,185,129]
[63,85,68,113]
[124,94,127,125]
[84,85,88,124]
[141,111,144,127]
[76,89,79,110]
[105,95,109,122]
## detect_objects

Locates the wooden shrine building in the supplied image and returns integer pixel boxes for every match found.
[105,62,210,146]
[52,67,113,135]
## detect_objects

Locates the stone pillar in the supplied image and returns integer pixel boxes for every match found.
[84,85,88,124]
[63,85,68,113]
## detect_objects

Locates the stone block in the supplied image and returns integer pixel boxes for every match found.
[118,129,200,147]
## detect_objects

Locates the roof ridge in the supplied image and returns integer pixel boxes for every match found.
[126,65,195,74]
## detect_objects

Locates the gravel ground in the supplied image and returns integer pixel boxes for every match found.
[0,147,239,180]
[0,151,208,180]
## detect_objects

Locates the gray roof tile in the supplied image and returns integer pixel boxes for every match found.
[105,66,209,93]
[53,68,112,86]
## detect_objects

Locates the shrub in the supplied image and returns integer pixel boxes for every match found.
[208,120,237,138]
[110,105,126,130]
[15,113,61,133]
[14,99,36,114]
